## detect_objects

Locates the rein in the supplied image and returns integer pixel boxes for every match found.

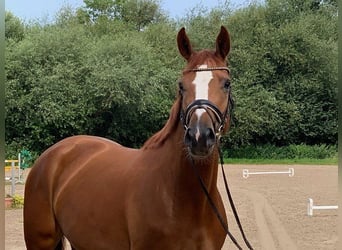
[217,147,254,250]
[190,148,254,250]
[181,66,253,249]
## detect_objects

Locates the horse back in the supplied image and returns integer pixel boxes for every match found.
[26,135,136,185]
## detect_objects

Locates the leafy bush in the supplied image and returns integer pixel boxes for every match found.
[5,0,337,157]
[11,195,24,209]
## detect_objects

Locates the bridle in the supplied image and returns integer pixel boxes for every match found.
[179,66,253,250]
[179,66,234,139]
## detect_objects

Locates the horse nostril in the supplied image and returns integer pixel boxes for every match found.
[206,128,216,147]
[184,128,195,147]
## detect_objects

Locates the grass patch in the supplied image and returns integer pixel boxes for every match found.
[224,157,337,165]
[223,144,337,165]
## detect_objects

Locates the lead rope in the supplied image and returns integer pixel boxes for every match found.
[190,148,253,250]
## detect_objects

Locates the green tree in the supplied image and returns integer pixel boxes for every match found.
[6,24,94,153]
[5,11,177,155]
[5,12,25,42]
[80,0,166,31]
[83,0,118,22]
[5,0,337,157]
[119,0,166,31]
[84,31,176,146]
[223,0,337,146]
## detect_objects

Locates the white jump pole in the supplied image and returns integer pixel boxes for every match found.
[243,168,294,179]
[307,198,338,216]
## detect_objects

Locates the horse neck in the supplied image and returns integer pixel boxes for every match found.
[143,96,220,204]
[166,124,220,195]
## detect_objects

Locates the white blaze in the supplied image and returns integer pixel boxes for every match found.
[192,65,213,140]
[193,65,212,98]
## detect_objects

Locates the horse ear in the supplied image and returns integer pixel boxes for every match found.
[177,27,193,61]
[215,26,230,60]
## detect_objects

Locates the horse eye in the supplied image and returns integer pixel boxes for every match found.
[178,82,184,92]
[224,80,231,89]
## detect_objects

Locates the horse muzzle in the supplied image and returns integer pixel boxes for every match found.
[184,125,216,158]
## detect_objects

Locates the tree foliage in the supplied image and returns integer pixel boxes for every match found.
[5,0,337,157]
[5,12,25,42]
[225,0,337,146]
[79,0,165,31]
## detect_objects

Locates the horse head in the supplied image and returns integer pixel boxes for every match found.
[177,26,233,159]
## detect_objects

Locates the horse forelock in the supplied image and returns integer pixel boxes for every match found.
[184,50,227,71]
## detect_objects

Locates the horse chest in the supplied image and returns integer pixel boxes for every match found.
[125,184,224,250]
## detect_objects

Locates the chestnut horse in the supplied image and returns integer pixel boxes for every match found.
[24,26,238,249]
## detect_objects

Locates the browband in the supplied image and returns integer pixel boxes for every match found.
[183,66,230,74]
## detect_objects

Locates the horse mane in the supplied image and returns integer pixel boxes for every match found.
[142,95,182,150]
